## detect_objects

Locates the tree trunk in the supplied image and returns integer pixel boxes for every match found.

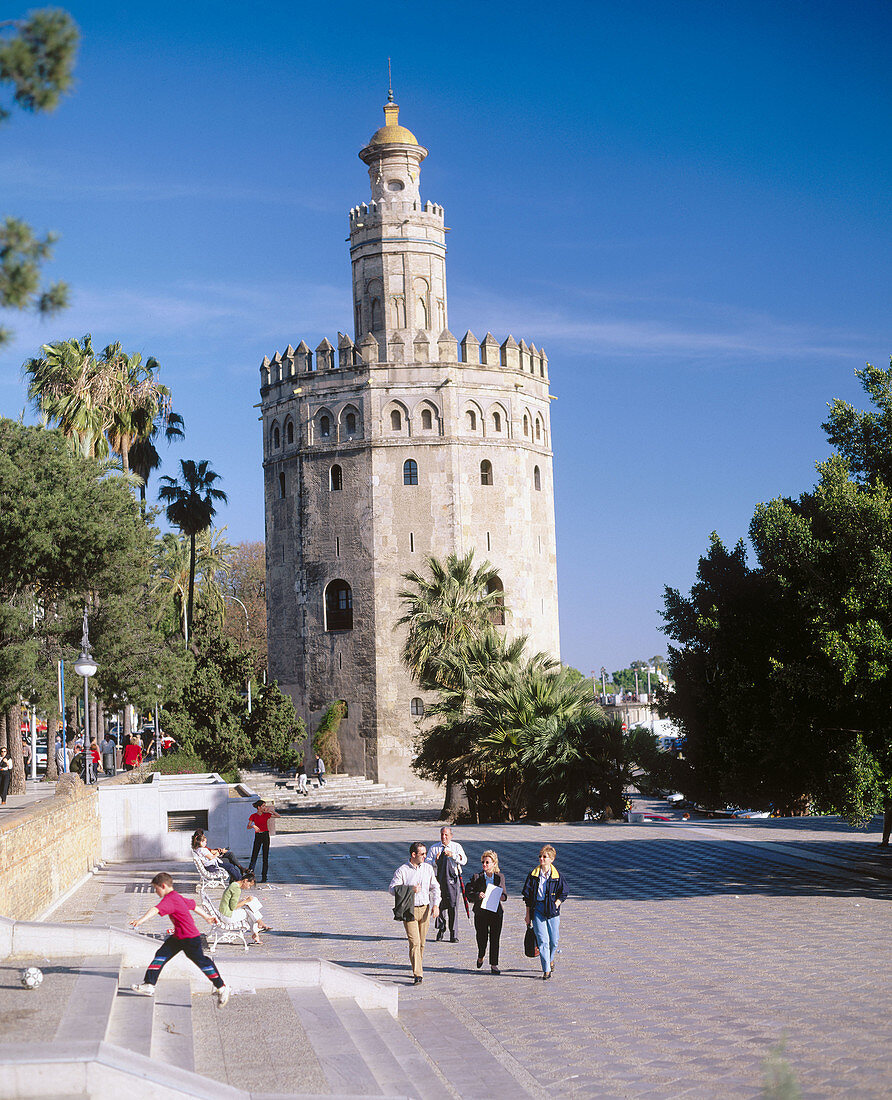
[7,703,25,795]
[0,709,6,753]
[123,703,132,743]
[45,702,59,782]
[882,800,891,848]
[440,776,470,822]
[187,531,196,645]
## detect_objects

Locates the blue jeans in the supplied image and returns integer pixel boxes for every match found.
[532,904,560,973]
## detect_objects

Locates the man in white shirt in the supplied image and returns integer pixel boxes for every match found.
[425,825,468,942]
[389,842,441,984]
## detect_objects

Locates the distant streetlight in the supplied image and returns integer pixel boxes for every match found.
[154,684,163,760]
[223,594,252,713]
[600,667,607,698]
[73,607,98,786]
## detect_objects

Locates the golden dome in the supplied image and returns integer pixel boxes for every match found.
[366,102,419,147]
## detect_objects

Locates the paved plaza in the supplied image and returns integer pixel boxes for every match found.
[42,808,892,1099]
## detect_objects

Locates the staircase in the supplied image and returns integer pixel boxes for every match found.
[240,769,439,814]
[2,950,529,1099]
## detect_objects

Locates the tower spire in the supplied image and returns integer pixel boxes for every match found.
[387,57,394,104]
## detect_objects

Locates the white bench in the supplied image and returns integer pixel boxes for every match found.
[200,887,250,954]
[191,852,229,890]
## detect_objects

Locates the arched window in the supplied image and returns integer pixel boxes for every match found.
[320,415,330,438]
[480,459,493,486]
[273,425,280,449]
[492,411,501,433]
[421,408,433,430]
[285,421,294,445]
[417,296,428,328]
[278,472,285,498]
[345,412,356,434]
[534,465,541,491]
[523,414,529,437]
[391,409,402,431]
[487,577,505,626]
[535,418,542,442]
[330,464,343,491]
[410,697,425,717]
[403,459,418,486]
[325,580,353,631]
[371,298,383,329]
[466,410,477,431]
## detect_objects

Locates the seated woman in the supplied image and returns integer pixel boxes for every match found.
[191,829,243,882]
[218,871,270,944]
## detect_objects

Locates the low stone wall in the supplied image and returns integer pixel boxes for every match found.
[0,775,101,921]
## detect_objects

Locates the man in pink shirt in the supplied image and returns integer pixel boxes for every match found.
[129,872,230,1006]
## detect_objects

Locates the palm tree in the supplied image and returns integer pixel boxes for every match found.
[158,460,227,644]
[398,551,509,818]
[130,405,185,509]
[23,334,113,459]
[152,528,233,638]
[103,343,173,475]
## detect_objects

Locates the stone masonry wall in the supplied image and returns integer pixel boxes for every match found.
[0,776,101,921]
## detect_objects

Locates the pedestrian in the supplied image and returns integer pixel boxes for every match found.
[521,844,568,980]
[89,741,101,783]
[54,737,67,774]
[123,735,143,771]
[191,829,243,882]
[247,799,281,882]
[425,825,468,942]
[467,849,507,975]
[129,871,230,1006]
[219,870,270,944]
[0,747,12,804]
[296,768,309,795]
[100,731,116,776]
[389,841,440,985]
[315,755,326,786]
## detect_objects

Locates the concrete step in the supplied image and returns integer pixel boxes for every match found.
[55,955,121,1044]
[355,1003,457,1100]
[106,965,154,1057]
[398,997,532,1099]
[286,986,385,1096]
[150,978,195,1072]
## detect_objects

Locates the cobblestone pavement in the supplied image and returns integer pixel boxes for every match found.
[249,815,891,1099]
[47,812,892,1098]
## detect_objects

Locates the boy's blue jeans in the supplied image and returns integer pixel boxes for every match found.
[531,904,560,973]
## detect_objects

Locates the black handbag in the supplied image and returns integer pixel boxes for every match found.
[524,926,539,958]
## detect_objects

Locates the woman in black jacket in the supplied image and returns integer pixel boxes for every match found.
[521,844,568,979]
[467,849,507,975]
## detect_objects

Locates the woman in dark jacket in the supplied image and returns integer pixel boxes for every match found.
[467,849,507,975]
[0,747,12,805]
[521,844,568,979]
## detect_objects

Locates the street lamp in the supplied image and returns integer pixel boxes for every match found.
[73,607,98,786]
[154,684,162,761]
[600,667,607,699]
[223,594,252,713]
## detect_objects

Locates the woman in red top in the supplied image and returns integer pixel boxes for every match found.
[247,799,280,882]
[123,736,143,771]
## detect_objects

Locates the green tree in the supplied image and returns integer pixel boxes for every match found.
[312,700,344,774]
[151,528,232,641]
[158,459,227,645]
[244,681,305,769]
[398,550,505,818]
[0,8,78,346]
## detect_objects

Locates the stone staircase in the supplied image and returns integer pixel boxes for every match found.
[240,769,439,814]
[2,949,528,1098]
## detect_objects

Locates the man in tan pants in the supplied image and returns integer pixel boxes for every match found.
[389,842,441,984]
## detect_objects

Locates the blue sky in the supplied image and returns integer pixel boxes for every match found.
[2,0,889,675]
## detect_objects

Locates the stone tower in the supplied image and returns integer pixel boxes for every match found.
[259,96,560,786]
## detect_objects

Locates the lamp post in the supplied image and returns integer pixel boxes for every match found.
[600,667,607,700]
[154,684,162,761]
[74,607,98,785]
[223,594,252,713]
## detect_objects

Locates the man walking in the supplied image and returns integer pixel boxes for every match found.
[425,826,468,942]
[389,842,440,984]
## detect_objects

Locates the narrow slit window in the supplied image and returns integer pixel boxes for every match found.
[320,415,330,438]
[410,532,415,552]
[480,460,493,486]
[391,409,402,431]
[421,408,433,430]
[278,472,285,498]
[534,465,541,491]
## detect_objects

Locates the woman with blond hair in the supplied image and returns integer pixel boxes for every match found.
[466,849,507,975]
[521,844,568,980]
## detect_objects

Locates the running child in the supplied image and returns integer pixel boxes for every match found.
[129,871,230,1006]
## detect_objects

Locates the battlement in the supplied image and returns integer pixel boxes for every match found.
[349,199,445,224]
[259,329,548,389]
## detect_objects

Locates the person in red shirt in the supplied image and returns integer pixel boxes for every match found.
[129,872,230,1005]
[247,799,281,883]
[123,735,143,771]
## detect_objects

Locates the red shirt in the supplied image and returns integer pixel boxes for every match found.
[156,890,200,938]
[124,743,142,766]
[249,811,273,833]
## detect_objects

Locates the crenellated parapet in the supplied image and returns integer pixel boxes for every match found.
[259,329,548,390]
[349,200,445,226]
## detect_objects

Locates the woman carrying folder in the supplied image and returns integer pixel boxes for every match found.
[467,849,507,975]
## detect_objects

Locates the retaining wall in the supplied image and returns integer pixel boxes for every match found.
[0,776,100,921]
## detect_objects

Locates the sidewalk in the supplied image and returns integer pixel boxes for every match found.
[28,808,891,1098]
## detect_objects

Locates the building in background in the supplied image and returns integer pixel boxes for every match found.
[259,96,559,785]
